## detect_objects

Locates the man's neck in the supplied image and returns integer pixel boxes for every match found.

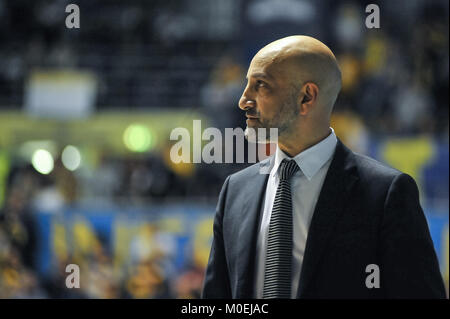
[278,127,332,157]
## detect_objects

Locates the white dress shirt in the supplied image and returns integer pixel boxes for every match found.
[254,127,338,298]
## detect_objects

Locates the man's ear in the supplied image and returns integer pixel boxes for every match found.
[299,82,319,115]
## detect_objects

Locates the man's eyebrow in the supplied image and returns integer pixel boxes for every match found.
[246,72,273,81]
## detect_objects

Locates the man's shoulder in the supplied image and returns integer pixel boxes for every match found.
[351,150,403,182]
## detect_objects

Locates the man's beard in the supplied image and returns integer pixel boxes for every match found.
[244,97,299,144]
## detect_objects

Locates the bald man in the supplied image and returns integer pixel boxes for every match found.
[202,36,445,299]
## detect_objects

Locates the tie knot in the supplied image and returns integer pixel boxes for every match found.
[279,159,299,180]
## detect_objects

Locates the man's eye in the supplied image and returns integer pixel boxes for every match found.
[255,80,266,89]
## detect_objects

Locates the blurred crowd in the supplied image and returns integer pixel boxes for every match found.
[329,1,448,138]
[0,0,448,298]
[0,162,207,298]
[0,0,448,137]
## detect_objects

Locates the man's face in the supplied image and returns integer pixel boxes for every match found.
[239,56,300,143]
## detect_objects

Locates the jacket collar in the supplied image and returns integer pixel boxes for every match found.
[235,156,271,298]
[296,138,359,297]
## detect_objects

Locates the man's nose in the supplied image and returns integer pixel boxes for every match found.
[238,88,255,111]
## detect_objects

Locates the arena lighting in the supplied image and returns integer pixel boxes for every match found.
[61,145,82,171]
[31,149,54,175]
[19,140,57,160]
[123,123,154,152]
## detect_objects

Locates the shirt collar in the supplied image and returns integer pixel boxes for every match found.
[272,127,337,181]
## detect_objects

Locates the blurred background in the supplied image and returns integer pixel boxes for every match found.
[0,0,448,298]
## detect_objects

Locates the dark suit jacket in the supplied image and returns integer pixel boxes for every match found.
[202,139,446,299]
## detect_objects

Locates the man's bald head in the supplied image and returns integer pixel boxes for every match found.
[251,35,342,117]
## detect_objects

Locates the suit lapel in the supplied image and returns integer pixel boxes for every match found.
[297,139,359,298]
[235,157,273,298]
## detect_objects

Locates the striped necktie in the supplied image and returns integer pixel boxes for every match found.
[263,159,299,299]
